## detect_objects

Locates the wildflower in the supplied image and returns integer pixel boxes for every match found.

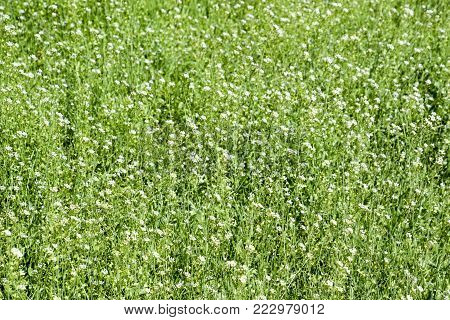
[11,248,23,258]
[226,260,237,268]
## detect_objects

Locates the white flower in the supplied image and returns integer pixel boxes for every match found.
[17,131,28,138]
[140,288,151,294]
[3,230,12,236]
[239,275,247,284]
[11,248,23,258]
[246,244,255,252]
[17,284,27,290]
[226,260,237,268]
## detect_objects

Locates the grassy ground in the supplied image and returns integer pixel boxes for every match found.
[0,0,449,299]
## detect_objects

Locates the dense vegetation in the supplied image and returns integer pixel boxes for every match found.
[0,0,448,299]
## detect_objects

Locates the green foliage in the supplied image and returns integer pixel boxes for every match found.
[0,0,448,299]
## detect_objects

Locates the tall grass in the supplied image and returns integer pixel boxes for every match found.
[0,0,448,299]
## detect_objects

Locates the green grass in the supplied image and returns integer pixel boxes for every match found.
[0,0,449,299]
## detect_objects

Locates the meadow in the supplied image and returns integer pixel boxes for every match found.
[0,0,449,299]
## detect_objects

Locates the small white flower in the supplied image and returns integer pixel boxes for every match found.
[140,288,151,294]
[226,260,237,268]
[246,244,255,252]
[239,275,247,284]
[11,248,23,258]
[17,131,28,138]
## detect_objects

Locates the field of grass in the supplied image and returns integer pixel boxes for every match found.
[0,0,449,299]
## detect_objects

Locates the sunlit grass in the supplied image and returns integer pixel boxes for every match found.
[0,0,449,299]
